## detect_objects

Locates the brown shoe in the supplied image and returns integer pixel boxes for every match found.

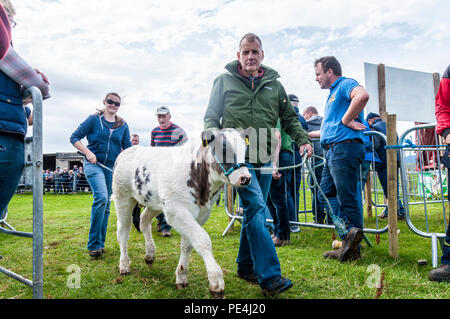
[162,230,171,237]
[272,236,290,247]
[323,228,363,262]
[89,249,103,258]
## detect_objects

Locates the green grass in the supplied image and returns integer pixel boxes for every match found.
[0,192,449,299]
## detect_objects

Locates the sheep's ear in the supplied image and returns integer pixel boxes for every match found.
[201,130,216,148]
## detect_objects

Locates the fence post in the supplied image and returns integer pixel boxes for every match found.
[365,173,372,218]
[378,63,388,122]
[387,113,399,258]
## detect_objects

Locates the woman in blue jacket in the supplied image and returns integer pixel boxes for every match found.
[70,92,132,257]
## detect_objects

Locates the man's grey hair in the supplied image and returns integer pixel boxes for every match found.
[0,0,15,20]
[304,106,319,115]
[239,33,262,50]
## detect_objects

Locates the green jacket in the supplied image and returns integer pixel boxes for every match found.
[276,120,293,153]
[204,60,310,164]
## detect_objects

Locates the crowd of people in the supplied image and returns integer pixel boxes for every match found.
[0,0,448,298]
[42,165,90,194]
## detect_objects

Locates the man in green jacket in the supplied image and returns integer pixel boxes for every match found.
[204,33,312,296]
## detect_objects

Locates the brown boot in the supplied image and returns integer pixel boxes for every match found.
[323,228,363,262]
[272,236,290,247]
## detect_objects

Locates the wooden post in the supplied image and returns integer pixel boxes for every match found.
[365,172,372,218]
[387,114,398,258]
[226,184,233,214]
[433,72,441,96]
[378,64,387,121]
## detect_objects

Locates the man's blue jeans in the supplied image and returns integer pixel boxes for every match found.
[156,213,171,231]
[236,162,281,285]
[0,133,24,218]
[84,160,113,251]
[319,142,365,239]
[268,150,294,240]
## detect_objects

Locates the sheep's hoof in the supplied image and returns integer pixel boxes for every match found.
[119,270,130,276]
[210,289,225,299]
[145,257,154,266]
[176,282,188,290]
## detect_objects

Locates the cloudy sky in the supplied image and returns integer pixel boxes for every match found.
[11,0,450,153]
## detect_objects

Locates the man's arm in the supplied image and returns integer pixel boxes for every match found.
[0,46,50,99]
[271,129,282,179]
[308,130,320,138]
[204,77,224,129]
[341,86,369,131]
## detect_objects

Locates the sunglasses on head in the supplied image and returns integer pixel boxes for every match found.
[106,99,121,107]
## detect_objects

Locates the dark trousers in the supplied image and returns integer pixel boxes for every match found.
[319,142,365,239]
[290,145,302,219]
[268,150,294,240]
[443,171,450,265]
[156,213,171,231]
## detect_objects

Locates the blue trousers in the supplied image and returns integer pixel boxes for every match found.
[84,160,113,251]
[156,213,171,231]
[268,150,294,240]
[319,142,365,239]
[0,133,24,218]
[236,162,281,285]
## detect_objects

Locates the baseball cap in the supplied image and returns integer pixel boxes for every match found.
[366,112,379,121]
[288,94,299,103]
[155,106,170,115]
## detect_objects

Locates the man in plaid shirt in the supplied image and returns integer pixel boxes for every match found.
[0,0,50,235]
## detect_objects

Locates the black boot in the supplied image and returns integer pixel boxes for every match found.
[428,264,450,283]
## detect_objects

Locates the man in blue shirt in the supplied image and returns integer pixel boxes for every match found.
[314,56,369,262]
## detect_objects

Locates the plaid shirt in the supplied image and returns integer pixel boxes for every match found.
[0,46,50,99]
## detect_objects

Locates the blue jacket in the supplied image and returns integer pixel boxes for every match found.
[70,113,132,168]
[362,120,381,163]
[0,70,28,137]
[370,118,387,165]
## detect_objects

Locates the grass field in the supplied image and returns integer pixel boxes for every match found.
[0,192,449,299]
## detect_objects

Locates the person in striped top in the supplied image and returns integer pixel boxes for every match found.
[150,106,188,237]
[151,106,188,147]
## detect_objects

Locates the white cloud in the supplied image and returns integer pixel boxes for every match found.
[9,0,450,154]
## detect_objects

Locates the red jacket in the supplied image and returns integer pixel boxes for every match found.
[435,65,450,137]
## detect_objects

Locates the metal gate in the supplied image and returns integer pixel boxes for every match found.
[399,123,447,268]
[222,133,389,243]
[0,87,44,298]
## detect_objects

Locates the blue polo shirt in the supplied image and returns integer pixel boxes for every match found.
[320,77,364,148]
